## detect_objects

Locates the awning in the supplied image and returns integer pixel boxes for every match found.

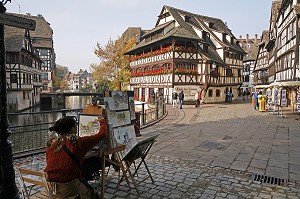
[270,81,300,87]
[254,84,270,89]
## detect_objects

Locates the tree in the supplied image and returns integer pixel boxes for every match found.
[52,72,61,90]
[91,37,136,91]
[55,64,69,80]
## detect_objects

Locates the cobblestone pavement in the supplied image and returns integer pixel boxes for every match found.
[14,99,300,198]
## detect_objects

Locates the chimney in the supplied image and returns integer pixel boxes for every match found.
[246,34,249,43]
[255,34,258,43]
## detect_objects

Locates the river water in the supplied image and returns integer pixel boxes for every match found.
[8,96,92,126]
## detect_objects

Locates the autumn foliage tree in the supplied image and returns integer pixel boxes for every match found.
[91,37,136,91]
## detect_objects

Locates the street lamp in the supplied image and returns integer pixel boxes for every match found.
[0,1,20,198]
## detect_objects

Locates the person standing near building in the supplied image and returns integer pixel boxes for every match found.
[246,88,250,100]
[178,90,184,109]
[253,90,258,110]
[172,90,178,108]
[195,90,202,108]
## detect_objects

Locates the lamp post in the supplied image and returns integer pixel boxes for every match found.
[0,1,20,198]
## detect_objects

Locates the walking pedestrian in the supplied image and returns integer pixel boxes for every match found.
[178,90,184,109]
[172,90,178,108]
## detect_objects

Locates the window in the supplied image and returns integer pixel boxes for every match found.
[11,74,17,83]
[42,72,48,80]
[41,61,47,67]
[216,89,220,97]
[40,49,48,56]
[208,89,213,97]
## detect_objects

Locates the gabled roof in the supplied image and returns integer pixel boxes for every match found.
[243,44,259,61]
[126,26,200,54]
[8,13,53,48]
[4,26,26,52]
[126,5,245,57]
[258,30,270,47]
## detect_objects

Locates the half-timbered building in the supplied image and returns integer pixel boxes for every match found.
[125,5,245,103]
[5,26,43,112]
[253,31,270,86]
[238,34,260,92]
[253,0,300,108]
[12,13,55,93]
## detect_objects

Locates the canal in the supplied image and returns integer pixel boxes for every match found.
[8,96,92,126]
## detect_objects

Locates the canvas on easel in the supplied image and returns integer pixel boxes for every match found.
[103,91,138,155]
[113,125,137,159]
[78,114,101,137]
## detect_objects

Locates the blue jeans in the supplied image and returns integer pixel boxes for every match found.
[179,100,183,109]
[254,98,258,109]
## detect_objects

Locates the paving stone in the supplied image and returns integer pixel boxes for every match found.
[14,103,300,199]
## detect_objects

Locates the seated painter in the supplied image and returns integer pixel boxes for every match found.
[45,112,107,199]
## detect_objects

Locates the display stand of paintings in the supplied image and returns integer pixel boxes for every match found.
[80,103,135,198]
[104,91,138,159]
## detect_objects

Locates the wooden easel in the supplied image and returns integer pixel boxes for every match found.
[82,103,131,199]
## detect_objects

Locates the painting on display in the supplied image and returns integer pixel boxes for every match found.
[113,125,137,158]
[111,91,129,111]
[113,110,131,128]
[104,97,116,111]
[78,114,100,137]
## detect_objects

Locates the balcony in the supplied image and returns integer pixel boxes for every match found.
[129,46,198,67]
[210,70,220,78]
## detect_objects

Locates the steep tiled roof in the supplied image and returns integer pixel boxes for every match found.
[126,5,245,58]
[127,26,200,53]
[8,13,53,48]
[4,26,25,52]
[258,30,270,47]
[243,44,259,61]
[121,27,148,43]
[270,1,282,23]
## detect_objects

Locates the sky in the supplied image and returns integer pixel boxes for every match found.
[4,0,273,73]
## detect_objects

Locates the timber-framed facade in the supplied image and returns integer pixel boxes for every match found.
[5,26,43,112]
[125,5,245,104]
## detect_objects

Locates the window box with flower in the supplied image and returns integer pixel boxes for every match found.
[129,45,197,62]
[175,68,198,76]
[131,69,171,77]
[140,96,145,102]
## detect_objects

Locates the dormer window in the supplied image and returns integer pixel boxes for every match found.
[222,33,227,42]
[202,31,207,40]
[184,15,191,22]
[209,22,214,28]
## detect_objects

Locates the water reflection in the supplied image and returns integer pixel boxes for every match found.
[8,96,92,126]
